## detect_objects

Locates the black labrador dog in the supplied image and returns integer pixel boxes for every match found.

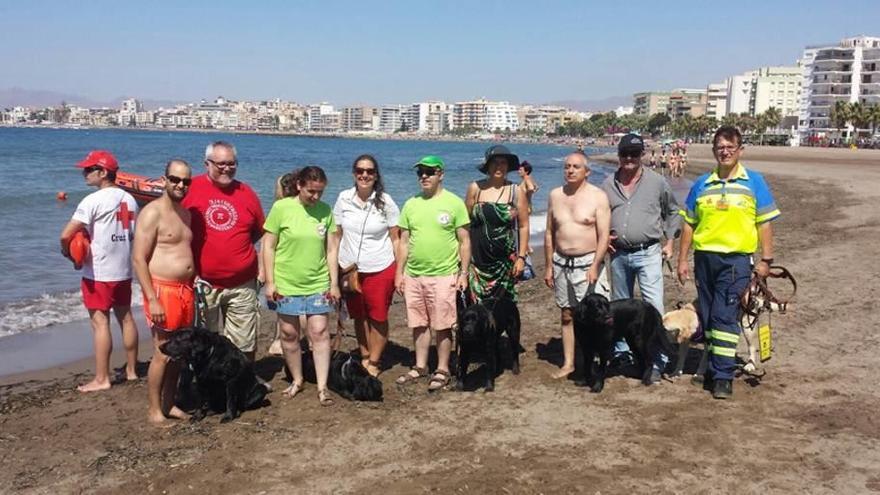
[298,351,383,401]
[573,293,674,393]
[455,294,521,391]
[160,327,269,422]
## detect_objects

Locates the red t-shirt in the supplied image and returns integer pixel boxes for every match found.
[183,174,265,288]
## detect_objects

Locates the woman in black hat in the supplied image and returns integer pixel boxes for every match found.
[464,145,531,301]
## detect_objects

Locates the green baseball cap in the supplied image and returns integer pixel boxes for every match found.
[413,155,445,170]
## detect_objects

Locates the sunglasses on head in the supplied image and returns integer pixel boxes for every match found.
[354,167,377,176]
[415,167,438,177]
[166,175,192,186]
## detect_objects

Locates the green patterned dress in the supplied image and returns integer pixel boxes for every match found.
[468,184,518,302]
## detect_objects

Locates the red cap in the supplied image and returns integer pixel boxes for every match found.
[76,150,119,172]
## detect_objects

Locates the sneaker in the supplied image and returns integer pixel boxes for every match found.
[712,379,733,399]
[648,368,662,385]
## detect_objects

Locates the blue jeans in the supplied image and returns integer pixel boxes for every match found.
[609,243,668,373]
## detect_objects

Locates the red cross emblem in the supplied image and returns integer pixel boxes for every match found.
[116,202,136,230]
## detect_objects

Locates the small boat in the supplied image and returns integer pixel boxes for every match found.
[115,171,163,205]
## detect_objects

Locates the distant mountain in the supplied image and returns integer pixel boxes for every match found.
[542,96,631,113]
[0,87,182,110]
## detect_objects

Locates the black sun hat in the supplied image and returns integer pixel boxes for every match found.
[478,144,520,174]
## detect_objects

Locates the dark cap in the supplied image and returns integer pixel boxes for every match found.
[618,133,645,154]
[479,144,520,174]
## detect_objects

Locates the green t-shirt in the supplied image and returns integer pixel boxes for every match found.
[263,197,336,296]
[398,188,469,277]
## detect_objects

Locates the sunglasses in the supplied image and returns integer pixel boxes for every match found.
[354,167,377,176]
[82,165,104,175]
[207,159,237,168]
[415,167,439,177]
[618,151,642,159]
[166,174,192,186]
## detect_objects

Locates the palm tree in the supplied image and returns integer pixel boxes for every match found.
[868,104,880,136]
[762,107,783,132]
[849,102,869,138]
[831,101,852,140]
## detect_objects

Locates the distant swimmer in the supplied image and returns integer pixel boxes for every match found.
[59,150,140,393]
[132,159,195,424]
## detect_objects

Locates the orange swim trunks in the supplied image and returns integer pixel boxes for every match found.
[143,278,195,331]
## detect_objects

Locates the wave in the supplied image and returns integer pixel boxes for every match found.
[0,283,143,338]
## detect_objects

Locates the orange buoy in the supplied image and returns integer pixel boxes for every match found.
[69,230,91,269]
[57,191,68,201]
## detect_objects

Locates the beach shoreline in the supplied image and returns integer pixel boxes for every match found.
[2,144,880,493]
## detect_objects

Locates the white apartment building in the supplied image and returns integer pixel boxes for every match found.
[799,35,880,138]
[308,103,342,133]
[452,99,518,132]
[726,66,802,118]
[378,105,404,133]
[706,82,728,120]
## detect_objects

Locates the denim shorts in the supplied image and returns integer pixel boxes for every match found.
[268,292,332,316]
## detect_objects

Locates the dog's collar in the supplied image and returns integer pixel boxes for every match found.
[341,356,354,381]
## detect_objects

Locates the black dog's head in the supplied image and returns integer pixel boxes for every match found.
[458,303,494,342]
[340,358,383,401]
[159,327,214,365]
[573,293,612,328]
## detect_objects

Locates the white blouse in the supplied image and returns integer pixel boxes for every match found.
[333,187,399,273]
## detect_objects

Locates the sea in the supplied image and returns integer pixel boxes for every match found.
[0,127,619,374]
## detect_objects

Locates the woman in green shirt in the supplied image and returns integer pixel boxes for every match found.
[263,166,341,406]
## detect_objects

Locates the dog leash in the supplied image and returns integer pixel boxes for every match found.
[740,265,797,329]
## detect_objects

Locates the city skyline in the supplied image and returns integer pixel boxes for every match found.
[3,1,879,105]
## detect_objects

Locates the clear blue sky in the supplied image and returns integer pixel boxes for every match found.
[2,0,878,105]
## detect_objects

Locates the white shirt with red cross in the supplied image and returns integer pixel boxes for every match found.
[72,187,139,281]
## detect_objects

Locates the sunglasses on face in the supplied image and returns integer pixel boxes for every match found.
[415,167,438,177]
[82,165,103,175]
[166,175,192,186]
[618,151,642,160]
[207,158,237,169]
[354,167,377,176]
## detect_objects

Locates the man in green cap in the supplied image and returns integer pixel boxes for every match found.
[395,156,471,392]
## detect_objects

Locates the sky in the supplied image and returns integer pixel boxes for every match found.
[2,0,879,106]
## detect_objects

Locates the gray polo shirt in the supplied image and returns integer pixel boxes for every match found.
[601,167,681,249]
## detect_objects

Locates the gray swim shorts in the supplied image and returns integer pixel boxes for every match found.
[552,251,610,309]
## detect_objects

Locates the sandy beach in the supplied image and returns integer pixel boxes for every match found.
[2,143,880,493]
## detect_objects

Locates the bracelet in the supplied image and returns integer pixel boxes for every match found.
[760,258,774,264]
[517,255,526,260]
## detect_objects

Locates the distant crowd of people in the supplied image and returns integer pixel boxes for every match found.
[59,124,780,422]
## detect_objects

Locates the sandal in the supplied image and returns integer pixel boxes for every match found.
[427,369,451,393]
[395,366,428,385]
[318,389,334,407]
[365,360,381,378]
[283,382,303,398]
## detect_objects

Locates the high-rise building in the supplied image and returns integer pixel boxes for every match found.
[706,82,728,121]
[633,92,672,116]
[341,106,376,131]
[378,105,404,133]
[667,89,708,119]
[308,103,342,133]
[726,66,802,118]
[798,35,880,139]
[452,99,518,132]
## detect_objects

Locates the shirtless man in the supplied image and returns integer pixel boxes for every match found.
[132,159,195,424]
[544,151,611,379]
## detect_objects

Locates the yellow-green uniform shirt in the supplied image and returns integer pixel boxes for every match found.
[680,164,780,254]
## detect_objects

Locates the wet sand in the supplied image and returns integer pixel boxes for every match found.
[2,144,880,493]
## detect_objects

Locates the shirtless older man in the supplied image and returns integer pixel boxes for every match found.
[132,159,195,424]
[544,151,611,379]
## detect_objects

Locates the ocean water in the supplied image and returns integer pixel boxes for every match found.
[0,127,616,338]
